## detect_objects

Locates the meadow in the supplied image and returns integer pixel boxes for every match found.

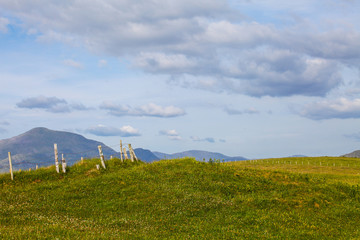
[1,156,360,239]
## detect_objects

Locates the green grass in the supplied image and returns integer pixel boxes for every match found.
[1,157,360,239]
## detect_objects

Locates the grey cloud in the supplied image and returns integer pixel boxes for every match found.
[300,98,360,120]
[17,96,69,113]
[225,107,259,115]
[220,49,342,97]
[86,125,141,137]
[191,136,215,143]
[16,96,91,113]
[344,132,360,142]
[0,121,10,126]
[100,102,186,118]
[0,127,7,134]
[2,1,360,97]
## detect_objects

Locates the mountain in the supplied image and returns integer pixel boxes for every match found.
[341,150,360,158]
[133,148,159,162]
[153,150,247,162]
[0,127,118,172]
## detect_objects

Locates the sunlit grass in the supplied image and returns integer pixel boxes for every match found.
[1,157,360,239]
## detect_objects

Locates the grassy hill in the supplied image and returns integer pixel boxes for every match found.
[1,157,360,239]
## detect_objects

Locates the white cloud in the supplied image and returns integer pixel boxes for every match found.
[63,59,84,69]
[300,98,360,120]
[98,59,107,67]
[86,125,141,137]
[100,102,186,118]
[0,17,10,33]
[159,129,182,140]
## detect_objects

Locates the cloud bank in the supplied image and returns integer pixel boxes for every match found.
[1,0,359,97]
[100,102,186,118]
[301,98,360,120]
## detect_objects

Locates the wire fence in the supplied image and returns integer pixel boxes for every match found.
[0,141,135,173]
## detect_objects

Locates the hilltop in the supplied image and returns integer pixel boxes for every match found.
[1,157,360,239]
[0,127,118,171]
[342,150,360,158]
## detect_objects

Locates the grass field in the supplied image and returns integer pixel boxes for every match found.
[1,157,360,239]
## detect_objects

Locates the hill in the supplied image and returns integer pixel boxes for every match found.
[153,150,247,161]
[0,127,118,172]
[342,150,360,158]
[133,148,159,162]
[1,157,360,239]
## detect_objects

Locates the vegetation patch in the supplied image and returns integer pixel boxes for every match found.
[1,157,360,239]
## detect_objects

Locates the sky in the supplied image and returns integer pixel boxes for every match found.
[0,0,360,159]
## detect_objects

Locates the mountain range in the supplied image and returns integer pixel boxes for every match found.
[0,127,246,172]
[1,127,358,173]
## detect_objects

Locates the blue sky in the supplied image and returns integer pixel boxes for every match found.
[1,0,360,158]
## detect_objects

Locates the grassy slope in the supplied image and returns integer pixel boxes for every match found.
[1,157,360,239]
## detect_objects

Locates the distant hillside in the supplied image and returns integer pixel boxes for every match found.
[341,150,360,158]
[0,127,118,172]
[153,150,247,162]
[133,148,159,162]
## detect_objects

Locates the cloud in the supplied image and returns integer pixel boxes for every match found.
[100,102,186,118]
[190,136,215,143]
[86,125,141,137]
[63,59,84,69]
[0,17,10,33]
[1,1,360,97]
[98,59,107,67]
[0,121,10,126]
[344,132,360,142]
[225,107,259,115]
[300,98,360,120]
[0,127,7,134]
[17,96,70,113]
[159,129,182,140]
[16,96,90,113]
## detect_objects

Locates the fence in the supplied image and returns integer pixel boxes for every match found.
[1,140,138,180]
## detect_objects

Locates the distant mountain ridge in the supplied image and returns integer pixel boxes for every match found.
[153,150,247,162]
[0,127,246,173]
[341,150,360,158]
[0,127,118,172]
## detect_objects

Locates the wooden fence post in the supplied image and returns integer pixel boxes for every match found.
[54,144,59,173]
[61,154,66,173]
[123,148,129,160]
[128,144,134,162]
[8,152,13,181]
[81,157,84,165]
[120,140,123,162]
[98,145,106,169]
[129,144,138,161]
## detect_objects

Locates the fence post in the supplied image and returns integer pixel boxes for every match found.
[62,154,66,173]
[98,145,106,169]
[129,144,138,161]
[128,144,134,162]
[123,148,129,160]
[8,152,13,181]
[81,157,84,165]
[120,140,123,162]
[54,143,59,173]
